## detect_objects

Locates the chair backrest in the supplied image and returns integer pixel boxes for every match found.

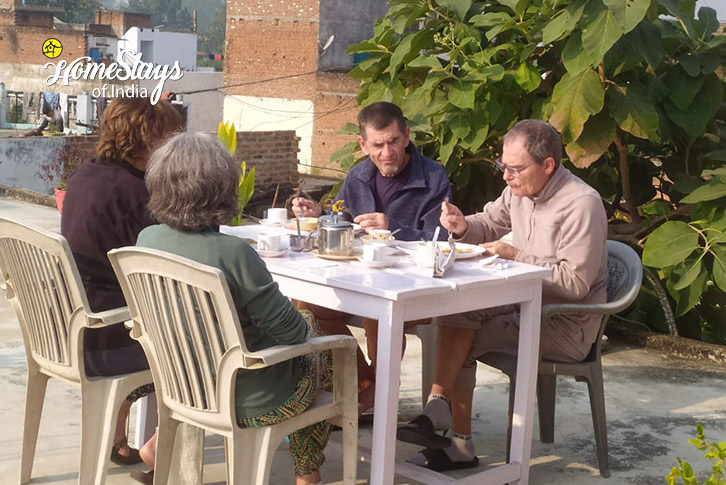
[0,218,91,382]
[589,240,643,361]
[109,246,254,431]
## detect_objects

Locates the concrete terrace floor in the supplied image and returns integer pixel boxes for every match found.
[0,197,724,485]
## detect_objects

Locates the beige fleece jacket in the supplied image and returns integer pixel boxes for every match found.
[457,166,608,344]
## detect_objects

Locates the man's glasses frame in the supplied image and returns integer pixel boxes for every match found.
[494,157,535,178]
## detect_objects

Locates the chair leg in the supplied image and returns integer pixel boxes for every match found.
[505,374,515,463]
[168,422,204,484]
[151,411,179,485]
[79,380,124,485]
[20,367,49,485]
[586,367,610,478]
[228,428,277,485]
[537,374,556,444]
[414,320,438,408]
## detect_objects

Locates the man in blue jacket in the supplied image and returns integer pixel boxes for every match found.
[292,101,451,413]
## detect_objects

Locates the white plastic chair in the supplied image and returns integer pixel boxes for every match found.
[0,218,153,485]
[108,246,359,485]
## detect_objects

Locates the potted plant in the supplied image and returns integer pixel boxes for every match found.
[37,140,88,213]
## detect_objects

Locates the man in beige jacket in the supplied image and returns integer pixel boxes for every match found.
[397,119,609,471]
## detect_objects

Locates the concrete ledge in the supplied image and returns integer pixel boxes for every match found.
[608,321,726,367]
[0,185,56,208]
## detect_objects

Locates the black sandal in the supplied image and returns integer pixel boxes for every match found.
[409,448,479,472]
[396,415,452,449]
[110,439,142,466]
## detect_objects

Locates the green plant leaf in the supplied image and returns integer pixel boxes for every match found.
[581,3,625,65]
[438,0,473,20]
[439,130,458,165]
[702,167,726,179]
[603,0,650,33]
[329,141,360,164]
[640,199,672,217]
[512,62,541,93]
[550,69,605,144]
[681,180,726,204]
[623,21,663,69]
[672,258,703,291]
[664,67,705,112]
[542,2,585,44]
[336,122,360,135]
[642,221,698,268]
[390,29,433,75]
[449,114,470,139]
[407,56,443,69]
[671,266,707,316]
[448,79,476,109]
[608,82,659,141]
[658,0,697,40]
[562,33,593,75]
[696,6,719,39]
[565,111,616,168]
[665,74,724,141]
[346,39,385,54]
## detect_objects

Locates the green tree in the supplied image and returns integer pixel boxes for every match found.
[26,0,101,23]
[334,0,726,342]
[197,1,226,70]
[125,0,193,32]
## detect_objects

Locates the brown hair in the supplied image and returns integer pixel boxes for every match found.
[96,97,181,169]
[146,132,241,232]
[357,102,407,140]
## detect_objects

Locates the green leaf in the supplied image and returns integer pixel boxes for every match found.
[658,0,697,39]
[603,0,650,33]
[390,29,433,75]
[673,173,705,195]
[641,199,672,217]
[346,39,385,54]
[642,221,698,268]
[550,69,605,144]
[407,56,442,69]
[329,141,360,164]
[623,21,663,69]
[565,112,616,168]
[672,258,703,291]
[664,67,705,112]
[581,3,625,65]
[676,51,700,77]
[448,79,476,109]
[439,130,458,165]
[696,6,719,38]
[462,114,489,152]
[702,167,726,179]
[470,12,512,28]
[562,33,593,75]
[449,114,470,139]
[336,122,360,136]
[671,266,707,316]
[513,63,541,93]
[438,0,472,21]
[665,75,724,141]
[681,180,726,204]
[542,3,584,44]
[607,82,659,141]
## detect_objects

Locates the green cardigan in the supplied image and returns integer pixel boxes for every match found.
[137,224,308,419]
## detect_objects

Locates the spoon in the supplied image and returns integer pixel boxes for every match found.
[432,226,440,243]
[390,228,401,238]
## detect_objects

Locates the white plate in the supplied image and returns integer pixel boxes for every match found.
[259,219,285,227]
[395,241,429,255]
[356,256,399,268]
[437,242,486,259]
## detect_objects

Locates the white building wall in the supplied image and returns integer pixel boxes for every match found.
[223,96,314,172]
[118,27,197,70]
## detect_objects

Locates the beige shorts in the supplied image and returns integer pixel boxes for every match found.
[437,305,594,390]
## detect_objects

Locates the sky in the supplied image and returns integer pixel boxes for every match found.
[696,0,726,21]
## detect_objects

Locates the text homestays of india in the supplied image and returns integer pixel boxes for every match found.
[44,49,183,105]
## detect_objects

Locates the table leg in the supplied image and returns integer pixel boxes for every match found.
[369,302,405,485]
[509,283,543,485]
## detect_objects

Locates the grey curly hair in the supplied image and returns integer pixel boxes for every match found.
[145,132,241,232]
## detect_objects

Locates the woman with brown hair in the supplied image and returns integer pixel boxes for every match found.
[60,96,181,466]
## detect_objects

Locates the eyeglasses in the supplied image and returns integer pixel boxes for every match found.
[494,157,535,178]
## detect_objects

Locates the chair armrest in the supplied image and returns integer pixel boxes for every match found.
[541,300,629,322]
[86,306,131,326]
[246,335,358,367]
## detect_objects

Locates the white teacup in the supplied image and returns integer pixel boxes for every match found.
[266,208,288,224]
[258,232,281,252]
[414,242,437,268]
[363,242,388,262]
[369,229,392,243]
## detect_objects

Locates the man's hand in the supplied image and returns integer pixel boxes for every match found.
[291,197,322,217]
[440,199,468,237]
[354,212,389,232]
[481,241,519,260]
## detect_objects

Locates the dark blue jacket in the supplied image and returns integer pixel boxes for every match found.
[333,143,451,241]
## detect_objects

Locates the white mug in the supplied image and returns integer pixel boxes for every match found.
[258,232,281,252]
[414,242,437,268]
[266,208,288,224]
[363,242,388,262]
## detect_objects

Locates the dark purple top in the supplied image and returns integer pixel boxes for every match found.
[373,154,413,213]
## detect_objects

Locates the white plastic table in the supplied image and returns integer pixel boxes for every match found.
[222,225,551,485]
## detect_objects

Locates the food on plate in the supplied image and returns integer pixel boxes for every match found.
[442,247,474,254]
[243,238,256,244]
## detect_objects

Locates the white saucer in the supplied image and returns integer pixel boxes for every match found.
[356,256,399,268]
[260,219,286,227]
[253,246,288,258]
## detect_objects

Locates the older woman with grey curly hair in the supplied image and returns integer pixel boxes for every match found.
[134,131,331,485]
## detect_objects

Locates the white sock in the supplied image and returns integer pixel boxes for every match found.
[422,393,451,431]
[443,429,476,462]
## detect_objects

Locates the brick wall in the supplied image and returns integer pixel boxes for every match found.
[0,26,87,64]
[235,130,300,188]
[312,71,359,174]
